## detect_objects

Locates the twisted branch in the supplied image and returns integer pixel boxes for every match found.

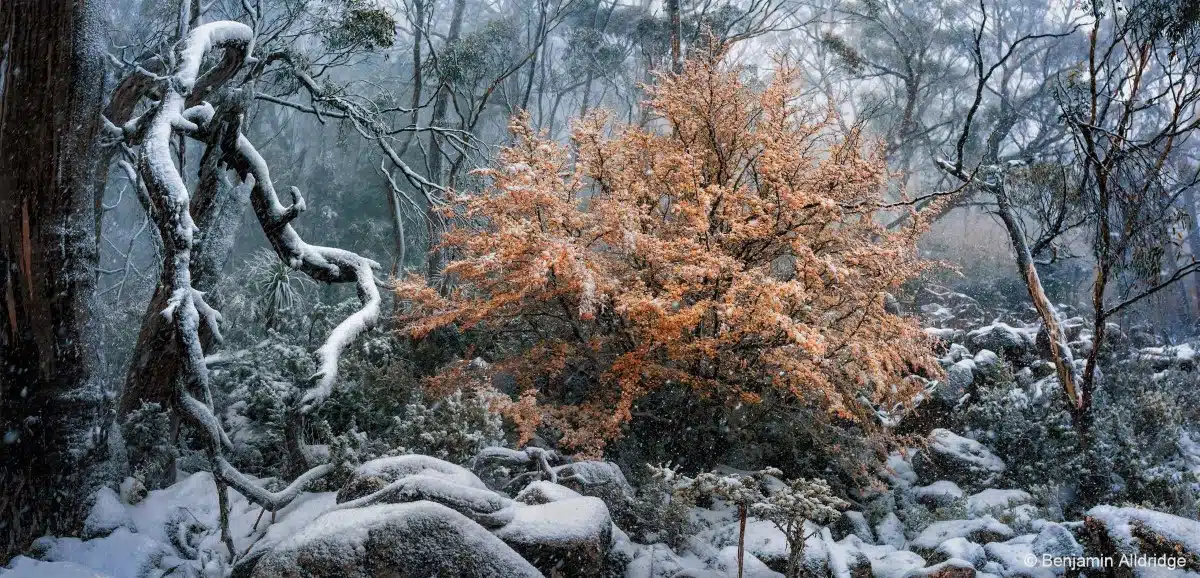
[132,21,382,527]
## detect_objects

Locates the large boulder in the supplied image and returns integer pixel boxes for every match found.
[337,473,516,528]
[876,513,907,550]
[966,323,1034,361]
[492,496,613,578]
[337,455,488,503]
[930,538,986,568]
[913,430,1006,489]
[965,489,1032,519]
[872,550,927,578]
[911,517,1015,557]
[1082,505,1200,573]
[983,535,1056,578]
[1030,522,1083,560]
[251,501,542,578]
[82,487,134,539]
[937,360,976,405]
[913,481,965,509]
[832,511,876,544]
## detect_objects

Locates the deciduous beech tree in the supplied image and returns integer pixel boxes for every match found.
[397,51,942,456]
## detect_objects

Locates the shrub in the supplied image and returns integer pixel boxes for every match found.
[397,49,942,456]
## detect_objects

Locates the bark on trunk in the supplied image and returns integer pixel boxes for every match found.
[425,0,467,282]
[0,0,105,561]
[118,103,245,488]
[667,0,683,73]
[993,186,1081,410]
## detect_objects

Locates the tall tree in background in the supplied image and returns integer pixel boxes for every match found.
[0,0,107,561]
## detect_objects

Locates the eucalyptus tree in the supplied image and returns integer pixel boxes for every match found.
[0,0,107,561]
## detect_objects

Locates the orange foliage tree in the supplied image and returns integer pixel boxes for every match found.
[396,50,942,456]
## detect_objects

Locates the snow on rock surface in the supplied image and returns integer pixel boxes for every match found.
[884,450,920,488]
[514,481,584,505]
[714,546,784,577]
[965,489,1032,518]
[82,487,133,539]
[493,496,613,577]
[938,360,975,404]
[26,529,173,578]
[251,501,542,578]
[337,454,488,503]
[872,550,928,578]
[2,558,114,578]
[984,535,1057,578]
[911,517,1015,555]
[903,557,978,577]
[914,429,1006,489]
[931,537,986,568]
[1030,522,1082,559]
[966,323,1035,358]
[832,510,876,543]
[1083,505,1200,571]
[877,512,908,549]
[336,472,516,528]
[913,480,965,508]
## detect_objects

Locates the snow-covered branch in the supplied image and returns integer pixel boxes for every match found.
[132,19,384,521]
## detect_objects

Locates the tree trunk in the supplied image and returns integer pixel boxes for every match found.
[0,0,106,561]
[118,103,246,488]
[426,0,467,283]
[993,185,1082,412]
[667,0,682,73]
[1185,188,1200,326]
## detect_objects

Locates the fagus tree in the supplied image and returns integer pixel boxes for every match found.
[398,50,943,456]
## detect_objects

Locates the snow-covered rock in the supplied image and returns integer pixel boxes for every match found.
[931,537,986,568]
[514,481,583,505]
[553,460,633,495]
[2,558,114,578]
[913,429,1006,489]
[251,501,541,577]
[337,472,516,528]
[27,529,174,578]
[1137,342,1197,370]
[493,496,613,577]
[884,451,920,488]
[714,546,784,577]
[938,360,975,404]
[337,454,488,503]
[826,533,873,578]
[872,550,927,578]
[965,489,1032,519]
[903,557,978,577]
[972,350,999,371]
[926,327,965,343]
[984,535,1057,578]
[877,513,907,549]
[832,510,876,543]
[82,487,133,539]
[1030,522,1082,560]
[1083,505,1200,572]
[913,481,965,509]
[966,323,1035,358]
[911,517,1015,556]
